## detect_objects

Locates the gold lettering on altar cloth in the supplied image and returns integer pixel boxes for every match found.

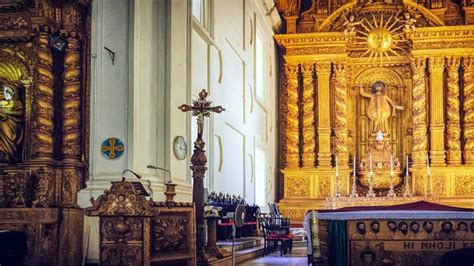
[374,241,474,251]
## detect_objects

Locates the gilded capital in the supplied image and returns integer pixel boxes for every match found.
[446,57,461,70]
[429,57,445,72]
[411,57,426,72]
[301,63,314,74]
[316,63,332,76]
[462,56,474,71]
[285,63,299,77]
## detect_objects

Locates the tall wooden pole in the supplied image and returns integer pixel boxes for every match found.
[179,89,225,263]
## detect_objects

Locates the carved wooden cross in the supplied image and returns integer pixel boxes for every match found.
[178,89,225,262]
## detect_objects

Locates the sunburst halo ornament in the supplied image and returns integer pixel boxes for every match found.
[348,12,408,64]
[367,28,393,53]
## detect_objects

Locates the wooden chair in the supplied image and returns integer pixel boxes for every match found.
[259,215,293,256]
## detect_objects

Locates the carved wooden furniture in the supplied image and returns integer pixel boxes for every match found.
[86,180,196,266]
[0,0,92,264]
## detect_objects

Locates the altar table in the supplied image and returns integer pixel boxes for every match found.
[310,201,474,266]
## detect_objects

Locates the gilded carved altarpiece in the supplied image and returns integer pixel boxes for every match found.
[275,0,474,223]
[0,0,92,264]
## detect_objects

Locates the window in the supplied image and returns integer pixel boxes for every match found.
[192,0,212,32]
[255,146,267,207]
[192,0,202,23]
[255,31,265,103]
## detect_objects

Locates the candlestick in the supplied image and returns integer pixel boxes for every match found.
[350,155,359,198]
[335,155,339,177]
[387,155,396,197]
[405,155,409,177]
[390,155,393,176]
[427,154,430,175]
[367,155,375,197]
[369,155,373,176]
[353,155,356,177]
[403,155,412,197]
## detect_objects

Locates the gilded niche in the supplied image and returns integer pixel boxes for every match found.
[0,62,26,163]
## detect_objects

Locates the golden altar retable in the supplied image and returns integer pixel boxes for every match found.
[274,0,474,224]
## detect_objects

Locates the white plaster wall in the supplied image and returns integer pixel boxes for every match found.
[78,0,193,262]
[77,0,133,262]
[192,0,280,209]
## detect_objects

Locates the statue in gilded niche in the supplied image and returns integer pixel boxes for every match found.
[358,81,403,135]
[0,84,24,163]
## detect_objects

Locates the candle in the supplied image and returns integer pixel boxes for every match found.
[353,155,356,177]
[369,155,373,176]
[406,155,409,177]
[335,155,339,177]
[427,154,430,175]
[390,155,393,176]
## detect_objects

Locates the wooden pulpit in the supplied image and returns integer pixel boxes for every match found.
[86,180,196,265]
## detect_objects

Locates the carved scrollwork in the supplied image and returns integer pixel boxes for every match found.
[32,167,54,207]
[411,58,427,166]
[445,57,462,165]
[153,218,187,252]
[3,170,31,207]
[86,180,153,217]
[31,30,54,158]
[102,217,143,243]
[286,175,310,197]
[102,244,142,266]
[454,174,474,196]
[62,32,82,159]
[463,57,474,164]
[62,168,81,206]
[285,63,300,168]
[333,63,348,165]
[301,63,316,167]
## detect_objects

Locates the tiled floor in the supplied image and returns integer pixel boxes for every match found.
[237,247,308,266]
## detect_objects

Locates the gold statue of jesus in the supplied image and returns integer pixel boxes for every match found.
[359,81,403,134]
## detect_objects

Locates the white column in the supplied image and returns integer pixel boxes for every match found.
[77,0,133,263]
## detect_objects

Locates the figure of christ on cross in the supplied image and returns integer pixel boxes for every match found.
[178,89,225,262]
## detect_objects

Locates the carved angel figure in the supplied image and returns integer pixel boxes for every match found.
[343,13,362,37]
[0,84,23,163]
[397,12,416,33]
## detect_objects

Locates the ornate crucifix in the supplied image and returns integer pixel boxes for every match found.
[178,89,225,262]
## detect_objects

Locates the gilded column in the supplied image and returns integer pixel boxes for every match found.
[446,57,462,165]
[32,29,54,158]
[316,63,332,168]
[411,58,428,167]
[301,63,316,167]
[428,57,446,166]
[62,32,82,160]
[333,63,348,166]
[463,57,474,164]
[285,63,300,168]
